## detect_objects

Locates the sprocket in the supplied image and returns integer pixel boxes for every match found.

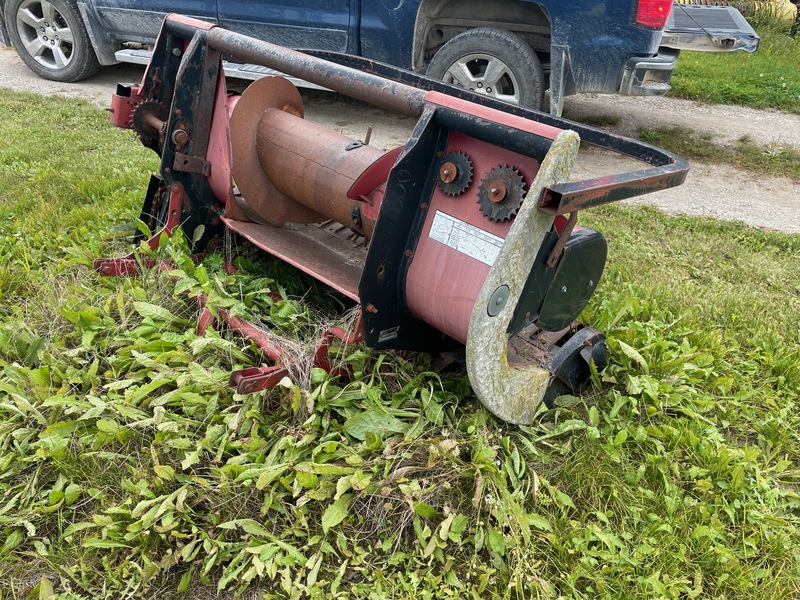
[477,165,526,222]
[436,151,473,196]
[129,100,170,147]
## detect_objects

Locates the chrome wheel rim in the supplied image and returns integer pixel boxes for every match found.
[442,53,520,104]
[15,0,75,70]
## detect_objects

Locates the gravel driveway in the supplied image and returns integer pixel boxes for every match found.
[1,45,798,233]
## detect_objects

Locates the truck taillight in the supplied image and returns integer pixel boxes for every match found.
[634,0,672,29]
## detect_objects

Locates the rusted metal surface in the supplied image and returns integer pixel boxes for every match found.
[546,212,579,268]
[108,85,142,129]
[162,15,428,118]
[439,162,458,184]
[539,166,689,214]
[228,76,323,226]
[222,217,366,301]
[254,107,386,238]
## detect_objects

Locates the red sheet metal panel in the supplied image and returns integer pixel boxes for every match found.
[404,132,540,344]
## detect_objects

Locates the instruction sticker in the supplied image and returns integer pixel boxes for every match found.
[428,211,504,266]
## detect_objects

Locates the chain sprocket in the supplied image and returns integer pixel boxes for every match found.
[436,151,474,196]
[477,165,526,222]
[129,100,170,146]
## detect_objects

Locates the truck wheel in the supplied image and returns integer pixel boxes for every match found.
[426,27,545,109]
[4,0,100,82]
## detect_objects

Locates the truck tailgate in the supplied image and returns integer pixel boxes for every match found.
[661,4,760,52]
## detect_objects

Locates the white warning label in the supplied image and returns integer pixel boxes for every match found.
[428,211,504,266]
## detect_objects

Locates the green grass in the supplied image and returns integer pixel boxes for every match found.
[639,126,800,181]
[670,27,800,113]
[1,89,800,599]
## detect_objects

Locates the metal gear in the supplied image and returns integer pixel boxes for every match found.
[477,165,526,222]
[436,151,473,196]
[129,100,170,146]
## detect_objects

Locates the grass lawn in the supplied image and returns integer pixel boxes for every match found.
[0,89,799,599]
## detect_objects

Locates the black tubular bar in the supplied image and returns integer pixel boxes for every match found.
[163,15,689,214]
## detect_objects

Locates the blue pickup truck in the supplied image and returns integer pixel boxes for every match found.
[0,0,757,114]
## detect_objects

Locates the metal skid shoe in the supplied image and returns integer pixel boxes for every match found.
[96,15,687,423]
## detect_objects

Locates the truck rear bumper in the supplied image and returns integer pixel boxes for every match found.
[619,49,679,96]
[662,5,761,53]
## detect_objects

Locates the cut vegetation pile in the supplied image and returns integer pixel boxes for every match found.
[1,83,799,599]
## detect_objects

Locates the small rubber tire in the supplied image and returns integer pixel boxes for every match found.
[4,0,100,82]
[426,27,546,110]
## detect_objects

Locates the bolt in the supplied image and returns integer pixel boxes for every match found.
[561,286,568,293]
[40,27,45,32]
[477,83,483,88]
[172,129,189,146]
[50,40,55,45]
[487,181,507,203]
[404,250,413,258]
[487,87,493,93]
[439,162,458,184]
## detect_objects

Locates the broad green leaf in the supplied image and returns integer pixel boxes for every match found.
[613,429,629,446]
[310,463,355,476]
[154,465,175,480]
[321,494,353,533]
[487,527,506,555]
[251,465,289,490]
[413,502,439,519]
[616,339,649,373]
[528,513,553,532]
[133,301,177,323]
[95,419,119,434]
[343,409,410,441]
[589,405,600,427]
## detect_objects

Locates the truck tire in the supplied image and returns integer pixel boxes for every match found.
[426,27,545,110]
[4,0,100,82]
